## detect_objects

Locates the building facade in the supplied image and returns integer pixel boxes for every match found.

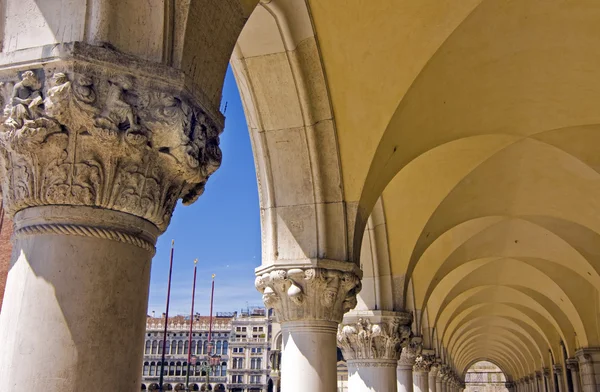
[141,314,232,391]
[140,309,274,392]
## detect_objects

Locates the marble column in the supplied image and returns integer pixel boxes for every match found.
[436,365,444,392]
[0,49,223,390]
[256,265,362,392]
[543,368,554,392]
[428,363,439,392]
[398,336,422,392]
[413,353,434,392]
[553,364,564,392]
[566,359,580,392]
[338,312,411,392]
[576,347,600,392]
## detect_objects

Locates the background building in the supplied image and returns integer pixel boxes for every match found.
[140,308,275,392]
[141,314,232,391]
[465,361,508,392]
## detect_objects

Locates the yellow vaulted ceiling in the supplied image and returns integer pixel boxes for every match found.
[306,0,600,379]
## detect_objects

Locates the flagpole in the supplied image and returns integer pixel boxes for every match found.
[206,274,216,389]
[185,259,198,392]
[159,240,175,392]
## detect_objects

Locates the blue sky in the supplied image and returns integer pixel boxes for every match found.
[146,67,263,317]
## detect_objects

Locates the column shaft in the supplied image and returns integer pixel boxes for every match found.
[281,321,338,392]
[428,371,438,392]
[398,364,414,392]
[413,370,429,392]
[0,206,157,390]
[348,359,398,392]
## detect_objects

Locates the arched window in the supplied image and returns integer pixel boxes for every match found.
[165,340,170,355]
[182,362,188,376]
[143,362,149,376]
[184,341,189,355]
[176,361,182,376]
[149,362,156,376]
[177,341,184,355]
[221,362,227,376]
[222,341,228,354]
[158,341,163,355]
[145,340,151,354]
[171,340,177,355]
[191,340,196,355]
[216,341,222,355]
[152,341,158,354]
[197,340,203,355]
[203,340,208,354]
[169,362,175,376]
[256,358,262,369]
[195,363,201,376]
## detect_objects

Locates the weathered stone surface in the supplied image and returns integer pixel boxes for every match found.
[0,43,223,231]
[255,265,361,323]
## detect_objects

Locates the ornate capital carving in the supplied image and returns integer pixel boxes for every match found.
[413,353,435,373]
[398,336,422,366]
[337,317,406,361]
[542,367,551,378]
[566,358,579,372]
[0,49,222,231]
[552,364,563,376]
[255,267,361,323]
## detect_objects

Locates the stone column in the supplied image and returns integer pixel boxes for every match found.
[535,371,543,392]
[413,352,434,392]
[436,365,444,392]
[428,363,439,392]
[337,312,411,392]
[553,364,564,392]
[397,336,422,392]
[256,265,362,392]
[566,359,580,392]
[439,367,450,392]
[543,368,554,392]
[576,348,600,392]
[0,46,223,390]
[505,381,516,392]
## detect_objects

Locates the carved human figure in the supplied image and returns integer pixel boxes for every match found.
[7,71,43,127]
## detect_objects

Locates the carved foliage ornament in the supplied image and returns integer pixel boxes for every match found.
[0,67,222,231]
[398,336,422,366]
[337,317,404,361]
[413,353,435,372]
[254,268,361,323]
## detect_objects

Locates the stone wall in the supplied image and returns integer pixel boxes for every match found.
[0,210,12,312]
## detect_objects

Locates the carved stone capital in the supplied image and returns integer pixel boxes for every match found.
[337,316,408,361]
[255,267,361,323]
[413,353,435,373]
[566,358,579,372]
[542,367,551,378]
[552,364,563,376]
[0,44,223,231]
[398,336,422,366]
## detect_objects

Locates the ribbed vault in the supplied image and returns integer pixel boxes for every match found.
[303,0,600,383]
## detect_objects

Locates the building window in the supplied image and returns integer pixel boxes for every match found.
[251,347,262,354]
[203,340,208,354]
[233,358,244,369]
[250,375,261,384]
[158,341,163,354]
[145,340,151,354]
[177,341,184,355]
[221,362,227,376]
[165,340,170,355]
[232,375,243,383]
[216,341,222,354]
[184,341,189,355]
[170,340,176,355]
[149,362,156,376]
[169,362,175,376]
[190,340,196,354]
[151,340,158,354]
[176,361,182,376]
[143,362,149,376]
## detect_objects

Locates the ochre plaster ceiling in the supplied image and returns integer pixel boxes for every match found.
[302,0,600,380]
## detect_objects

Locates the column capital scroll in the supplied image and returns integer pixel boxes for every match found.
[256,266,362,323]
